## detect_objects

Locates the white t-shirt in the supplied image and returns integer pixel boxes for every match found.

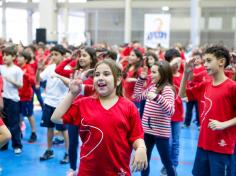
[40,64,68,107]
[0,65,23,102]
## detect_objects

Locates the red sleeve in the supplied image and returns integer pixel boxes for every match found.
[0,52,3,65]
[84,84,95,96]
[0,118,4,126]
[186,81,207,101]
[62,102,81,126]
[127,103,144,144]
[224,70,235,80]
[24,66,36,86]
[55,58,75,78]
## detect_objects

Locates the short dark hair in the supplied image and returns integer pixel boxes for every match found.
[18,50,32,64]
[2,46,17,57]
[204,45,230,68]
[192,51,202,58]
[164,48,180,62]
[50,45,66,55]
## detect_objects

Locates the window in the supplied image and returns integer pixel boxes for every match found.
[58,12,86,45]
[6,8,27,44]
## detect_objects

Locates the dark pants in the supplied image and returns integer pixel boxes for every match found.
[68,125,79,170]
[139,100,146,118]
[231,145,236,176]
[32,85,44,110]
[192,147,232,176]
[184,101,199,126]
[141,133,176,176]
[1,98,22,149]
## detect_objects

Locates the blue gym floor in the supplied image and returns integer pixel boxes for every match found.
[0,108,199,176]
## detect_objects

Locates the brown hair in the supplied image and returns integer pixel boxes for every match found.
[2,46,17,57]
[154,60,174,93]
[75,47,97,70]
[94,59,123,96]
[145,51,159,68]
[123,49,143,79]
[18,50,32,64]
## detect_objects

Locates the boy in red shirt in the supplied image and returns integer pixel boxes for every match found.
[179,45,236,176]
[17,50,37,143]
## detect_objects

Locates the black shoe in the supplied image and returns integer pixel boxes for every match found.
[52,137,64,145]
[39,150,54,161]
[28,133,37,143]
[60,153,69,164]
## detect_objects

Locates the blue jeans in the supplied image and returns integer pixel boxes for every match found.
[192,147,232,176]
[184,101,199,126]
[32,85,44,109]
[231,145,236,176]
[68,125,79,170]
[141,133,176,176]
[170,121,181,167]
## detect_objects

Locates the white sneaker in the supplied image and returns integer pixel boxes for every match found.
[66,169,77,176]
[14,148,22,154]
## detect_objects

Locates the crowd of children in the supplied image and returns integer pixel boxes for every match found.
[0,38,235,176]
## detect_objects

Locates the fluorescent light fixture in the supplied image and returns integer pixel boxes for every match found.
[162,6,169,11]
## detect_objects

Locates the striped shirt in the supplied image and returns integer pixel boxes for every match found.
[134,78,175,138]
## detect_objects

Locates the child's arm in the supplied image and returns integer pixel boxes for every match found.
[131,138,148,172]
[133,66,149,100]
[51,78,82,124]
[3,75,23,88]
[0,120,11,148]
[55,58,74,78]
[208,117,236,130]
[52,73,70,87]
[178,58,195,98]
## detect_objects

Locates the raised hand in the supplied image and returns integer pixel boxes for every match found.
[140,66,148,79]
[147,87,158,100]
[184,57,195,75]
[69,70,83,96]
[80,69,94,80]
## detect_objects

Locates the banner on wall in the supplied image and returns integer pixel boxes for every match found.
[144,14,171,49]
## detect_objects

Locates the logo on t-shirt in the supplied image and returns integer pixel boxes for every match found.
[117,168,127,176]
[218,139,227,147]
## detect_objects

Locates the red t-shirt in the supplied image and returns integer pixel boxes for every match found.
[123,68,142,101]
[172,74,184,122]
[186,79,236,154]
[18,64,36,101]
[224,69,235,80]
[0,51,3,65]
[63,96,144,176]
[0,118,4,126]
[188,66,207,87]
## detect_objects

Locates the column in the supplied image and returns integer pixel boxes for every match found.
[27,0,33,44]
[94,10,98,44]
[124,0,132,43]
[190,0,201,47]
[39,0,58,42]
[2,0,6,39]
[62,0,69,40]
